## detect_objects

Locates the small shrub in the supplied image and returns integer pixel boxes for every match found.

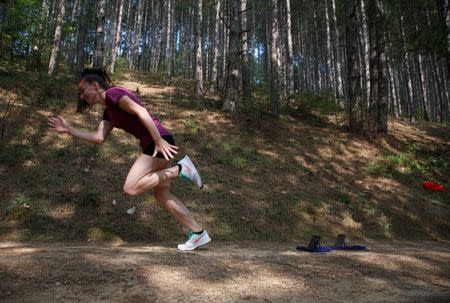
[80,190,100,207]
[287,91,341,117]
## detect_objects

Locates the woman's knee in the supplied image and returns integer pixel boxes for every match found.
[123,183,140,196]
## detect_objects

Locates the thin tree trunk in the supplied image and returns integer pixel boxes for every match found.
[417,53,431,121]
[360,0,371,106]
[142,0,151,71]
[195,0,204,96]
[399,12,415,123]
[210,0,221,92]
[436,0,450,79]
[331,0,343,98]
[367,0,387,135]
[48,0,66,76]
[130,0,144,69]
[387,44,399,117]
[378,14,388,134]
[75,0,89,76]
[432,53,446,122]
[93,0,106,68]
[269,0,280,113]
[66,0,81,73]
[313,4,321,92]
[367,0,378,135]
[285,0,294,96]
[241,0,252,106]
[124,0,133,61]
[221,7,229,92]
[346,0,363,131]
[223,0,242,112]
[325,0,334,94]
[165,0,174,76]
[110,0,124,73]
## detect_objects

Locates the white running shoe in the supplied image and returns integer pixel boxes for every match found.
[177,230,211,251]
[177,155,203,189]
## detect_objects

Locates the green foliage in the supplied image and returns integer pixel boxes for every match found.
[366,140,449,185]
[214,141,260,169]
[4,194,33,221]
[0,0,46,63]
[367,152,421,178]
[183,118,202,135]
[0,143,36,166]
[80,190,101,207]
[287,91,341,116]
[52,147,73,162]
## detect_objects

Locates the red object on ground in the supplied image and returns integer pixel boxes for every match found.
[423,181,448,192]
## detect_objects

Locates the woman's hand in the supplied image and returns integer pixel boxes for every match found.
[48,115,71,134]
[153,138,179,160]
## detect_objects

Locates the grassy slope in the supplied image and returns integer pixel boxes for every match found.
[0,70,449,243]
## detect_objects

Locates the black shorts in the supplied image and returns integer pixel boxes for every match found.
[143,135,176,159]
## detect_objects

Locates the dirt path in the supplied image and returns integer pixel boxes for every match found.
[1,241,449,303]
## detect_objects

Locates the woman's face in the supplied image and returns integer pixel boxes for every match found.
[79,80,100,105]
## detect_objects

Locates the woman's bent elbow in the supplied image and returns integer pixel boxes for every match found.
[94,137,105,145]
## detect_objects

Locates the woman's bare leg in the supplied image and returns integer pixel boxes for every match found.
[123,154,203,232]
[123,154,179,196]
[154,183,203,232]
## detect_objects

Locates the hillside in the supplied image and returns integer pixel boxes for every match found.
[0,70,449,243]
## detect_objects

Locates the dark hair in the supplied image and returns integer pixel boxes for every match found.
[77,68,113,113]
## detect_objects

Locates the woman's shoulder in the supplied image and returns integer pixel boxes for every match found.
[105,86,140,107]
[106,86,135,99]
[106,86,130,94]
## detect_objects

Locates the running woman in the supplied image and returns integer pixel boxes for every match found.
[48,68,211,251]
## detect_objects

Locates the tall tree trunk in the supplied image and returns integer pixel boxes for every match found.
[285,0,294,96]
[165,0,174,76]
[360,0,371,106]
[367,0,387,135]
[204,4,210,82]
[221,5,229,92]
[313,4,321,92]
[0,2,4,34]
[130,0,144,69]
[149,0,159,72]
[110,0,124,73]
[269,0,280,113]
[93,0,106,68]
[417,53,431,121]
[210,0,221,92]
[66,0,81,73]
[436,0,450,79]
[124,0,133,61]
[400,14,415,123]
[241,0,252,106]
[195,0,203,96]
[432,53,447,122]
[75,0,89,76]
[367,0,378,134]
[345,0,363,131]
[378,20,388,134]
[331,0,344,98]
[325,0,334,94]
[48,0,66,76]
[141,0,150,71]
[223,0,242,113]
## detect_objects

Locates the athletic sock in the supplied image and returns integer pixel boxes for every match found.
[193,230,204,235]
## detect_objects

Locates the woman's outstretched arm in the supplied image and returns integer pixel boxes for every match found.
[48,115,113,145]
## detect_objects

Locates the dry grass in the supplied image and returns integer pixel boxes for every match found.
[0,70,449,243]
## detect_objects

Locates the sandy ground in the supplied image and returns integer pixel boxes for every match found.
[0,241,449,303]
